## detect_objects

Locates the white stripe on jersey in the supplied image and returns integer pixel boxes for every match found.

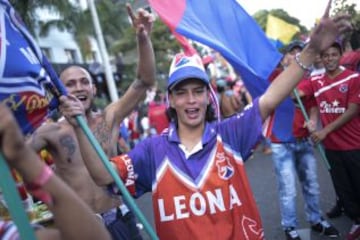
[314,73,359,97]
[153,145,217,191]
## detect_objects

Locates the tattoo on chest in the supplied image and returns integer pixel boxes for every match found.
[92,121,111,155]
[59,135,76,162]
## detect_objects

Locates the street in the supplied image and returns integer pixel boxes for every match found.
[135,147,353,240]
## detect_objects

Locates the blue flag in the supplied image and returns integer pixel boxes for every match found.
[149,0,282,98]
[0,0,66,134]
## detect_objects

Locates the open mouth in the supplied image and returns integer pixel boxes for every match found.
[76,95,88,102]
[185,108,200,119]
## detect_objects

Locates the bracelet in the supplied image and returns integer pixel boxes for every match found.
[295,52,312,72]
[25,165,53,205]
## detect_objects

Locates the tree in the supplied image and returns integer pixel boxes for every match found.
[11,1,131,61]
[9,0,78,36]
[333,0,360,49]
[111,18,182,90]
[253,9,307,42]
[40,1,130,60]
[333,0,360,29]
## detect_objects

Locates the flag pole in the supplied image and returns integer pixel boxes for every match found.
[0,154,36,240]
[293,89,331,170]
[75,115,159,240]
[87,0,118,102]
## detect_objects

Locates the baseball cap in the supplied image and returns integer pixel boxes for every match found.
[330,41,343,54]
[285,40,305,53]
[167,53,210,90]
[320,40,343,56]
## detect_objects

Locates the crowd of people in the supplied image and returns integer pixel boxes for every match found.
[1,2,360,240]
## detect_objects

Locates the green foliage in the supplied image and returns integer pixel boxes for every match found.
[333,0,360,49]
[333,0,360,29]
[111,18,182,90]
[9,0,78,36]
[11,0,130,59]
[253,8,307,40]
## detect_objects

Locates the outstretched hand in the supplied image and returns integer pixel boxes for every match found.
[307,0,352,53]
[126,3,154,37]
[59,95,86,127]
[0,104,26,163]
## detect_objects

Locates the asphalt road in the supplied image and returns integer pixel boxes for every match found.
[135,147,353,240]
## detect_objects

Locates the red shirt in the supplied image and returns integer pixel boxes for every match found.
[148,102,169,134]
[299,69,360,150]
[340,50,360,72]
[268,68,313,141]
[292,92,316,138]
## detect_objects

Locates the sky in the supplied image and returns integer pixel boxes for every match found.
[237,0,359,29]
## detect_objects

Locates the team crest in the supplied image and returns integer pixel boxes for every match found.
[339,84,348,93]
[215,152,234,180]
[174,54,190,67]
[169,53,205,76]
[241,216,264,240]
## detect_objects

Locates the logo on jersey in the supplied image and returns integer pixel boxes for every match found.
[339,84,348,93]
[169,53,205,77]
[241,216,264,240]
[215,152,234,180]
[319,100,345,114]
[318,80,325,87]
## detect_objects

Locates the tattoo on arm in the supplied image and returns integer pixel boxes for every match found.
[60,135,76,162]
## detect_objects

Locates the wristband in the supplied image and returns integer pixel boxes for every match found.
[295,52,312,72]
[25,165,53,205]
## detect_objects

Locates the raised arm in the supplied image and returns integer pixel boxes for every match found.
[0,104,111,240]
[105,4,156,129]
[259,2,351,120]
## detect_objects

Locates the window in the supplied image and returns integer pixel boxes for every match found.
[64,49,77,63]
[41,47,52,61]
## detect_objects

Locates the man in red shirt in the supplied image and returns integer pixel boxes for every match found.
[298,41,360,240]
[148,90,169,134]
[268,41,338,240]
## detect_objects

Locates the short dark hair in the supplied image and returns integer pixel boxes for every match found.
[321,41,343,56]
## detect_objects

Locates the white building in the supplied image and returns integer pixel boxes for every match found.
[35,0,101,65]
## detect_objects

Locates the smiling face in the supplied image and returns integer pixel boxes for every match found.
[321,46,342,74]
[60,66,96,112]
[169,79,210,131]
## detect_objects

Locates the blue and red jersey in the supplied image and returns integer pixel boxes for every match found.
[111,99,265,240]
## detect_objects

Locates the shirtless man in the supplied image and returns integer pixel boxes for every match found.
[28,5,155,239]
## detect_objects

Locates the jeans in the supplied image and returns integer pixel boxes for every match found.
[271,140,322,229]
